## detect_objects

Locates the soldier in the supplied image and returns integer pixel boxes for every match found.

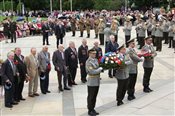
[123,18,132,45]
[86,49,103,116]
[85,16,91,38]
[10,21,17,43]
[115,44,132,106]
[92,41,103,59]
[137,19,146,49]
[111,19,119,42]
[163,18,169,44]
[70,16,76,37]
[98,18,106,45]
[146,16,154,36]
[78,39,89,83]
[155,20,164,51]
[79,17,85,37]
[104,23,112,48]
[168,19,175,48]
[126,39,143,100]
[142,37,157,93]
[94,17,100,39]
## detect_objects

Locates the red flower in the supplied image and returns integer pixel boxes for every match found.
[14,60,19,65]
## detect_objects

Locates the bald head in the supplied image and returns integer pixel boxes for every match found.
[69,41,75,48]
[110,35,115,42]
[42,45,48,52]
[94,41,99,47]
[82,39,87,46]
[58,44,64,52]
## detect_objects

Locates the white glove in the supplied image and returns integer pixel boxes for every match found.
[99,67,103,71]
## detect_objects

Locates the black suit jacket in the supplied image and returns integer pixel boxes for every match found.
[78,45,88,64]
[55,24,65,39]
[1,59,16,84]
[42,24,50,35]
[106,41,119,53]
[52,50,66,72]
[65,47,78,69]
[14,54,27,79]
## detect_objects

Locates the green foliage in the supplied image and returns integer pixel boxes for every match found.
[0,1,16,11]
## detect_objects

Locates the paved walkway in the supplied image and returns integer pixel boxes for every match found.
[0,27,174,116]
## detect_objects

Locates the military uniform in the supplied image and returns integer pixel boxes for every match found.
[155,21,164,51]
[78,45,88,83]
[168,21,175,48]
[94,18,100,38]
[163,20,169,44]
[70,18,76,37]
[137,21,146,49]
[79,18,85,37]
[142,43,157,92]
[86,51,102,115]
[86,18,91,38]
[126,41,142,100]
[98,19,106,45]
[123,21,132,46]
[111,20,119,42]
[115,50,132,106]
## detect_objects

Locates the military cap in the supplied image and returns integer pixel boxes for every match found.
[118,44,125,51]
[127,38,136,44]
[144,36,152,40]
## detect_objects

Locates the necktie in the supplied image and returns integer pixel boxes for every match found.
[61,52,64,60]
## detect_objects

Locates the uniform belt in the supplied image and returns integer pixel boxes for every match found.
[88,74,100,78]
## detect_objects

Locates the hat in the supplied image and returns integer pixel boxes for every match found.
[40,72,46,80]
[144,36,152,40]
[118,44,125,51]
[5,82,12,90]
[127,38,135,44]
[88,49,97,54]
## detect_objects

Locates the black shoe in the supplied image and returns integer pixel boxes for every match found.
[72,82,77,85]
[42,92,47,94]
[81,80,86,83]
[5,104,13,108]
[33,93,39,96]
[132,95,136,99]
[128,96,134,101]
[64,87,71,90]
[92,110,99,115]
[59,89,64,92]
[15,99,20,102]
[117,101,124,106]
[88,110,96,116]
[109,75,113,78]
[11,101,18,105]
[47,44,50,45]
[20,98,26,101]
[46,91,51,93]
[143,88,150,93]
[147,87,153,92]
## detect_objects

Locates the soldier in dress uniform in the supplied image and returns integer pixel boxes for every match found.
[146,16,154,36]
[79,17,85,37]
[70,16,77,37]
[94,17,100,39]
[168,19,175,48]
[136,19,147,49]
[85,16,91,38]
[111,19,119,42]
[142,37,157,93]
[78,39,89,83]
[98,18,106,45]
[155,20,164,51]
[115,44,132,106]
[86,49,103,116]
[123,18,132,46]
[163,18,169,44]
[126,39,143,100]
[92,41,103,59]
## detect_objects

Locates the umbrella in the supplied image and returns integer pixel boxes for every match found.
[16,17,25,22]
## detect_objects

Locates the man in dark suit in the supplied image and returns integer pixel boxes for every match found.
[1,51,19,108]
[10,21,17,43]
[106,35,119,78]
[42,21,50,45]
[52,44,70,92]
[78,39,88,83]
[92,41,103,59]
[14,48,29,102]
[55,20,65,48]
[65,41,78,86]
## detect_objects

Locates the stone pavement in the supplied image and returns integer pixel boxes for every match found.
[0,27,174,116]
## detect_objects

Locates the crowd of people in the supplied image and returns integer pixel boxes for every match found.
[0,8,175,116]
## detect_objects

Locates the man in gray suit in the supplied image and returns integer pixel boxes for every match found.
[115,45,132,106]
[123,19,132,46]
[126,39,143,101]
[52,44,70,92]
[137,19,146,49]
[155,20,164,51]
[142,37,157,93]
[38,46,51,94]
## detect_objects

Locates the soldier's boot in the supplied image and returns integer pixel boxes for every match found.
[80,32,83,37]
[72,31,75,36]
[95,34,98,38]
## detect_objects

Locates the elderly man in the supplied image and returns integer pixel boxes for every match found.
[14,47,29,101]
[1,51,19,108]
[38,46,51,94]
[65,41,78,86]
[106,35,119,78]
[41,21,50,45]
[78,39,89,83]
[25,48,39,97]
[92,41,103,59]
[52,45,70,92]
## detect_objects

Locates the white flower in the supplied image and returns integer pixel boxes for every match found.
[111,61,114,63]
[106,57,109,61]
[105,61,108,64]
